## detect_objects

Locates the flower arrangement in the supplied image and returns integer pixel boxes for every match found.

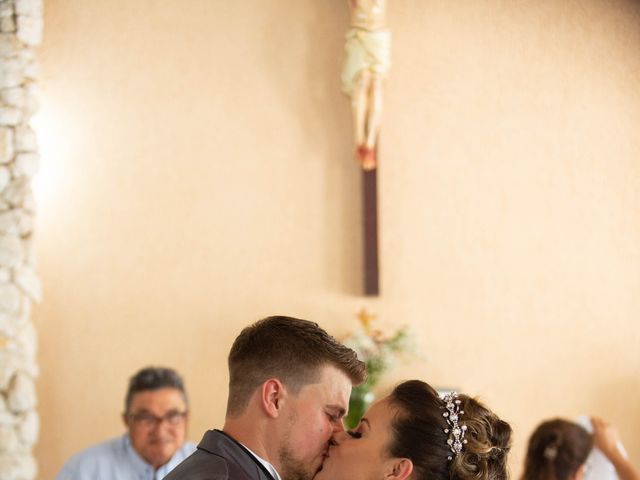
[342,309,412,428]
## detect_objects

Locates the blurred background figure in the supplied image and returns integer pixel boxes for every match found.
[522,417,638,480]
[55,367,196,480]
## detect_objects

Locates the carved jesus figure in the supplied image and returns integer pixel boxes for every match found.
[342,0,391,170]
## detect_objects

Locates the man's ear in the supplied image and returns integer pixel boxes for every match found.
[384,458,413,480]
[122,413,129,429]
[260,378,286,418]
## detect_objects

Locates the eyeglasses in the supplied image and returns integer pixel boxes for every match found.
[127,410,188,429]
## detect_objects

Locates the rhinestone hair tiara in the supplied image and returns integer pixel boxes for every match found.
[442,392,467,460]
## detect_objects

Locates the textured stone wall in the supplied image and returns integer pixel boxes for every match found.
[0,0,42,479]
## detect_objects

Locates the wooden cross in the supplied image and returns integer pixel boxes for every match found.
[362,166,379,295]
[342,0,390,296]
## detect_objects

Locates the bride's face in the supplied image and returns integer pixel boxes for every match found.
[315,398,400,480]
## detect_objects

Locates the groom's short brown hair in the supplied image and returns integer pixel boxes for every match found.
[225,315,366,416]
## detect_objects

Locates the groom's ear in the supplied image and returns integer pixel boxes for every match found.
[385,458,413,480]
[260,378,286,418]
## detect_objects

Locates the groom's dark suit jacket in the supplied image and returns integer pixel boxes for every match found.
[164,429,275,480]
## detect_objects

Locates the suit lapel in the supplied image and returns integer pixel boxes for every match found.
[197,430,275,480]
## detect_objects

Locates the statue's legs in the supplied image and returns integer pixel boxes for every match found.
[364,73,384,151]
[352,69,372,151]
[351,69,384,170]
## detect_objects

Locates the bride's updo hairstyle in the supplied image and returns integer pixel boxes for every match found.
[387,380,512,480]
[521,419,592,480]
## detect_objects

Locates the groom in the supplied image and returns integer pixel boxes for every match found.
[165,315,366,480]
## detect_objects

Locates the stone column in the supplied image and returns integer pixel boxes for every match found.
[0,0,42,479]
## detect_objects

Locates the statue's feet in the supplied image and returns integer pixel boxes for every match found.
[356,146,377,171]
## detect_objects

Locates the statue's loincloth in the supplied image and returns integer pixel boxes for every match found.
[341,27,391,96]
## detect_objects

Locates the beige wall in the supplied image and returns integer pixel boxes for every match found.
[34,0,640,478]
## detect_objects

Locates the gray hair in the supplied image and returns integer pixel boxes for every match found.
[124,366,188,413]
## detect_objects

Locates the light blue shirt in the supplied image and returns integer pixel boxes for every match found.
[55,434,196,480]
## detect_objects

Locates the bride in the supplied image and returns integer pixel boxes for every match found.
[316,380,512,480]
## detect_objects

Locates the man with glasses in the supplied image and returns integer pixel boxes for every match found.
[56,366,196,480]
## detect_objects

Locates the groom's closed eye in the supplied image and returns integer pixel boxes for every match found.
[326,412,342,424]
[325,405,347,423]
[347,430,362,439]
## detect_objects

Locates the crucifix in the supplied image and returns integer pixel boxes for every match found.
[341,0,391,296]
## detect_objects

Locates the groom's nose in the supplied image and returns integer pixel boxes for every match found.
[330,430,349,446]
[327,416,345,434]
[324,415,344,438]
